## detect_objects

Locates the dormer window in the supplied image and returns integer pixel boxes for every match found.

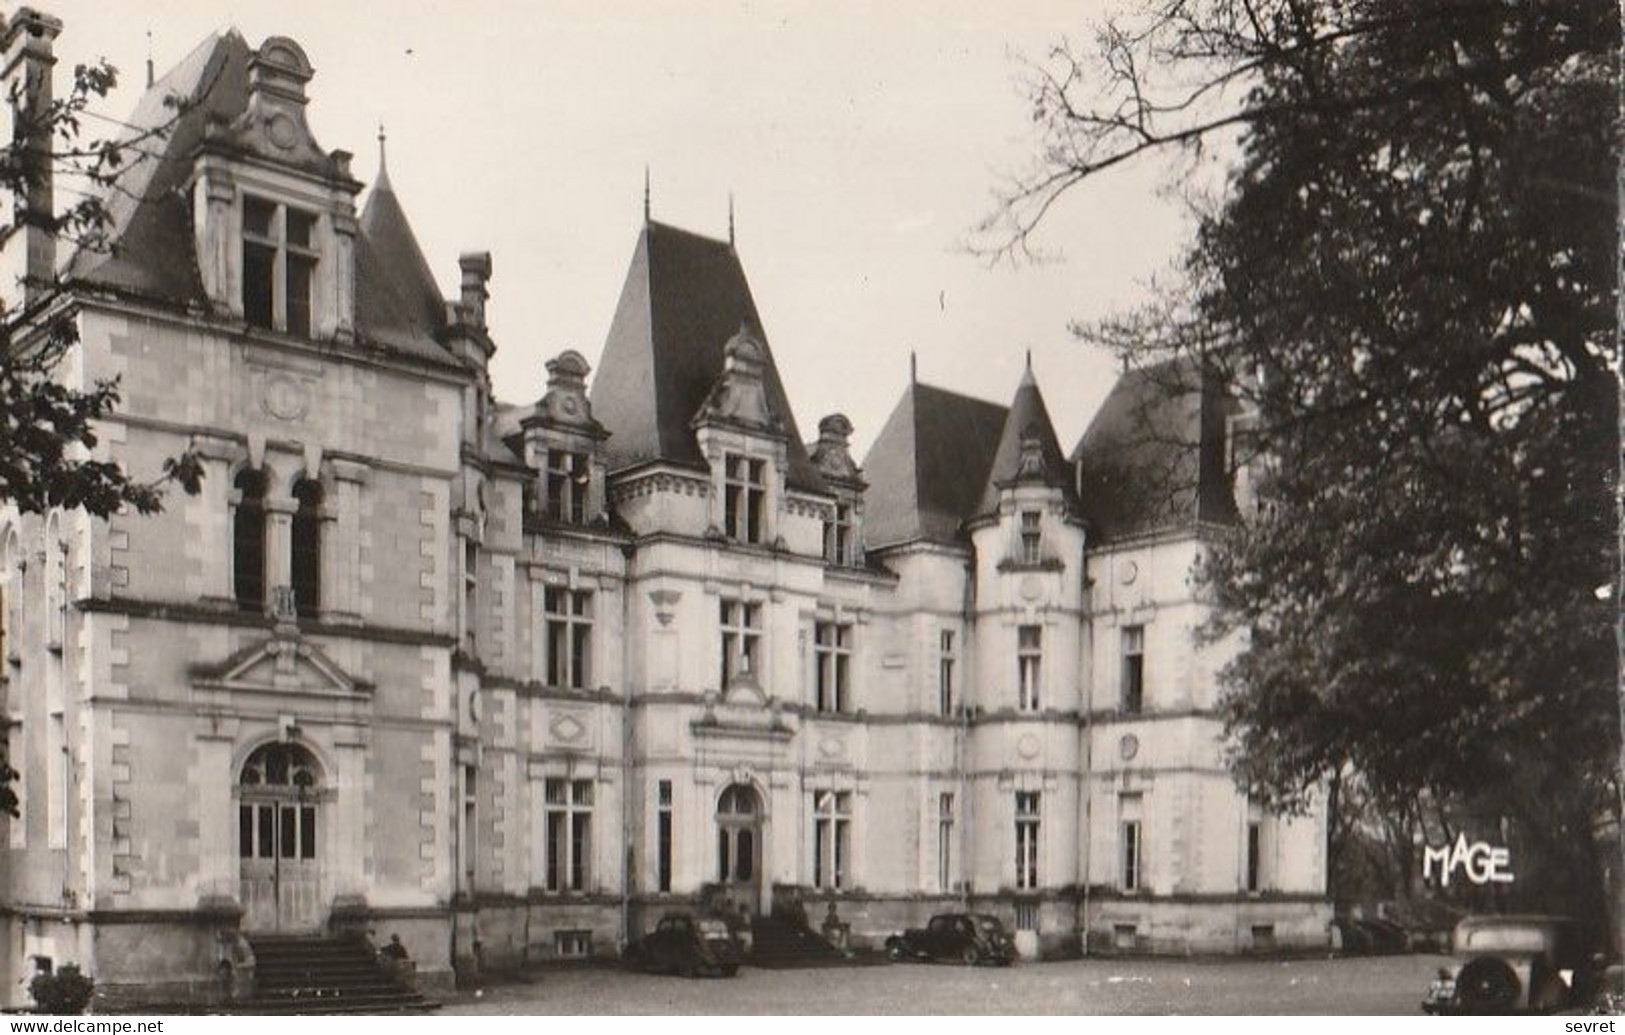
[243,195,318,337]
[1020,510,1042,564]
[545,450,589,524]
[823,502,854,565]
[723,454,766,544]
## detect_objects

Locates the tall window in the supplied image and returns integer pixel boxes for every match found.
[1017,625,1042,711]
[233,469,267,612]
[291,478,322,618]
[1246,820,1263,893]
[937,792,955,891]
[813,621,852,713]
[1015,791,1040,890]
[656,780,673,893]
[6,723,23,849]
[462,764,477,887]
[243,195,318,337]
[723,454,766,543]
[544,778,593,893]
[46,712,65,849]
[812,789,851,890]
[719,599,761,687]
[544,588,593,688]
[1121,625,1145,713]
[1,529,17,663]
[545,450,589,524]
[43,515,64,648]
[938,630,956,716]
[462,540,478,652]
[823,501,853,565]
[1020,509,1042,564]
[1122,822,1142,892]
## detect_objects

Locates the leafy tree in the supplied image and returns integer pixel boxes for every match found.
[0,56,203,818]
[986,0,1618,936]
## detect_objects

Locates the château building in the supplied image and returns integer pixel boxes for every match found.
[0,12,1330,1007]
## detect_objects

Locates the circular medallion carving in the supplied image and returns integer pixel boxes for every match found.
[1120,733,1140,761]
[1019,575,1042,601]
[1119,560,1139,585]
[267,112,299,150]
[263,374,309,422]
[560,396,581,416]
[1017,733,1041,759]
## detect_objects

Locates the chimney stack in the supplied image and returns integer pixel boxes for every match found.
[459,251,492,329]
[3,7,63,309]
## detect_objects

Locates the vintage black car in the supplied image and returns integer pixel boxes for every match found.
[1422,915,1592,1014]
[623,913,743,977]
[885,912,1017,966]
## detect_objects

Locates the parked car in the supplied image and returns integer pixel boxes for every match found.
[623,913,743,977]
[885,913,1017,966]
[1422,915,1590,1014]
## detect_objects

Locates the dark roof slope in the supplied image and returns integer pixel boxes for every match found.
[974,362,1081,516]
[65,30,250,304]
[1071,357,1239,543]
[589,221,824,492]
[862,381,1008,548]
[354,162,447,357]
[65,30,450,364]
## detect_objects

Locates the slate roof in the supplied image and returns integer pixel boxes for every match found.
[353,161,449,358]
[1070,356,1239,544]
[63,30,452,366]
[64,30,249,305]
[974,361,1080,516]
[588,221,824,492]
[861,381,1009,549]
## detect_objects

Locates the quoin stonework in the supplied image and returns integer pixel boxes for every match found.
[0,13,1330,1007]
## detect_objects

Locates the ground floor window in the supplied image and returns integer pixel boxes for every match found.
[1121,819,1142,892]
[657,780,673,893]
[812,790,851,890]
[1015,791,1040,889]
[937,792,954,892]
[554,930,593,958]
[545,778,593,892]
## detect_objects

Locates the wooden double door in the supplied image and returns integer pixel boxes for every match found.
[237,743,325,932]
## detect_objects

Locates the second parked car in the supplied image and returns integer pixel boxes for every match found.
[886,913,1017,966]
[623,913,743,977]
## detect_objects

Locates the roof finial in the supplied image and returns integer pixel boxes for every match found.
[145,29,154,88]
[1025,348,1033,370]
[910,350,917,384]
[644,165,651,224]
[728,191,735,247]
[377,122,387,171]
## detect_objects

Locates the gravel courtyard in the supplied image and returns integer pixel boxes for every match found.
[443,953,1445,1015]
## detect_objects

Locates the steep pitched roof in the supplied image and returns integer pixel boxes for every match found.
[65,30,451,364]
[65,30,250,304]
[353,161,447,357]
[588,221,824,492]
[1071,356,1239,544]
[861,381,1008,549]
[974,361,1080,516]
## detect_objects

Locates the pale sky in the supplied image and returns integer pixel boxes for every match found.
[46,0,1193,457]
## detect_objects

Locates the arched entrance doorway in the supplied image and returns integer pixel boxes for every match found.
[237,742,325,932]
[716,783,762,917]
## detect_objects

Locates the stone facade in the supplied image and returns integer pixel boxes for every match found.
[0,14,1329,1009]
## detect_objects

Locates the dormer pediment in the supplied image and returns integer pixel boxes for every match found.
[202,37,356,187]
[191,633,369,697]
[692,325,785,438]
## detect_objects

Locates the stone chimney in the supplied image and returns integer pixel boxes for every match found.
[2,7,62,309]
[459,251,492,330]
[810,413,863,486]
